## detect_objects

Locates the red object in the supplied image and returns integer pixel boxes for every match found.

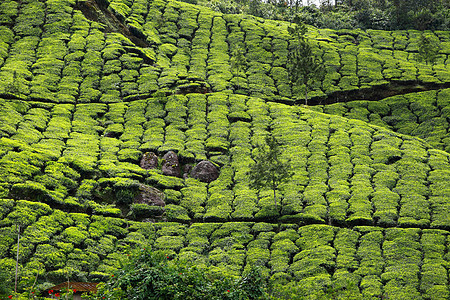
[48,290,53,294]
[227,290,230,292]
[8,296,13,299]
[46,282,98,294]
[111,274,114,277]
[55,293,60,297]
[73,289,77,293]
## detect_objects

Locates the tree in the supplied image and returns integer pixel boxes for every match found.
[417,32,440,65]
[93,247,266,300]
[0,267,12,297]
[14,224,21,295]
[5,70,21,96]
[287,19,325,105]
[319,0,333,11]
[230,45,247,92]
[248,135,293,207]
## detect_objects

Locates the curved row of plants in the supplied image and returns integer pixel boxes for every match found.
[2,200,450,299]
[1,0,450,105]
[314,89,450,152]
[1,92,450,228]
[1,0,450,298]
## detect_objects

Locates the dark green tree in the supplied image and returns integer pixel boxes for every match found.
[417,32,440,65]
[93,247,266,300]
[0,267,12,297]
[230,45,247,91]
[248,135,293,207]
[287,20,325,105]
[5,70,20,96]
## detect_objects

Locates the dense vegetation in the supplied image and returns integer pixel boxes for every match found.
[200,0,450,31]
[93,247,266,299]
[1,0,450,298]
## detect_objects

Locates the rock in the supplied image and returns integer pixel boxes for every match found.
[134,184,165,207]
[103,131,117,138]
[162,151,181,177]
[140,152,158,169]
[191,160,219,183]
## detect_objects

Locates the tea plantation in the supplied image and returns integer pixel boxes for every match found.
[1,0,450,298]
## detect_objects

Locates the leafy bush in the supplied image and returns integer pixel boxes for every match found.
[94,247,266,300]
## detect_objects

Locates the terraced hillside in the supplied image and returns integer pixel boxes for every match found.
[2,0,450,298]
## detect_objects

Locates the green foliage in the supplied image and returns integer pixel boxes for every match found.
[230,46,247,91]
[248,135,293,207]
[93,247,266,300]
[166,204,191,222]
[287,21,325,105]
[2,0,450,298]
[128,203,164,220]
[416,33,440,65]
[0,265,12,297]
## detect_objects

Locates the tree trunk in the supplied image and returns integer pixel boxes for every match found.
[305,86,309,106]
[273,187,277,207]
[273,179,277,207]
[30,267,40,299]
[66,276,70,300]
[15,225,20,294]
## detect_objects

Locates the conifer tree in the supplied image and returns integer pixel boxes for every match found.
[417,32,440,65]
[230,45,247,91]
[287,19,325,105]
[248,135,293,207]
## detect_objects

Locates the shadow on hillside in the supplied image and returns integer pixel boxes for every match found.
[74,0,149,49]
[308,81,450,106]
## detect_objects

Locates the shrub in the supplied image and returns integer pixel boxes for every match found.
[165,204,191,222]
[10,181,51,203]
[129,203,164,220]
[93,247,266,300]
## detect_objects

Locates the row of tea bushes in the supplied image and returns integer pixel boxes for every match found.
[1,202,450,299]
[1,93,450,228]
[109,2,444,96]
[314,89,450,152]
[1,0,450,104]
[269,102,450,229]
[116,0,450,99]
[0,0,158,103]
[0,0,18,27]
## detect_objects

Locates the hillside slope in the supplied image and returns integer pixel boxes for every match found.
[2,0,450,104]
[1,0,450,298]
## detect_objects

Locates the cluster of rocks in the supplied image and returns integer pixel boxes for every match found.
[140,150,220,182]
[135,151,219,210]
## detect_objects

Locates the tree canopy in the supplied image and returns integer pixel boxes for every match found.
[198,0,450,31]
[417,33,441,65]
[94,247,266,300]
[287,20,325,105]
[248,135,293,207]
